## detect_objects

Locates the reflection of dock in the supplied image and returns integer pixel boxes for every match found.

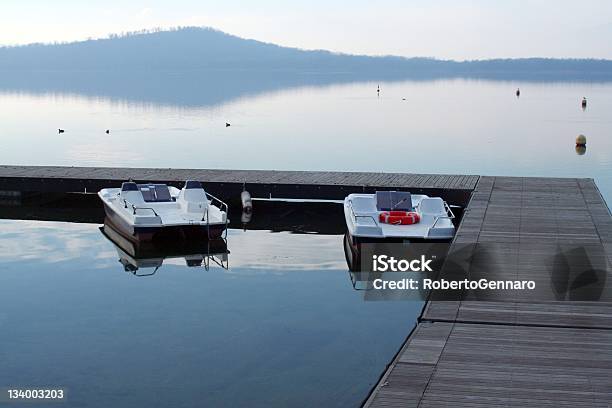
[364,176,612,407]
[0,192,348,235]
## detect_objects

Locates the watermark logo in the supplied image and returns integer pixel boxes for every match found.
[350,242,610,302]
[372,254,434,272]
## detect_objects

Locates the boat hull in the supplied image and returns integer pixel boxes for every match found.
[103,203,227,242]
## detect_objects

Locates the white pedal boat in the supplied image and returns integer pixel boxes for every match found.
[98,180,228,241]
[344,191,455,243]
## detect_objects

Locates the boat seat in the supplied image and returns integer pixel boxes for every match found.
[180,181,208,203]
[178,180,210,212]
[351,196,377,214]
[376,191,413,211]
[419,197,446,215]
[120,182,145,205]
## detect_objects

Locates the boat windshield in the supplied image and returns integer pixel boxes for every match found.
[376,191,413,211]
[137,184,173,202]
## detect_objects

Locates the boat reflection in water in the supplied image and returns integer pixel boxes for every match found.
[344,237,451,301]
[100,218,229,276]
[348,270,377,291]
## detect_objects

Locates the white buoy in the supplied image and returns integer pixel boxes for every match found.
[241,190,253,212]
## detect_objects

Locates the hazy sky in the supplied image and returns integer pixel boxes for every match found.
[2,0,611,60]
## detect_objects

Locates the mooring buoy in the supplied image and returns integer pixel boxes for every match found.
[582,97,587,109]
[575,145,586,155]
[516,88,520,97]
[576,134,587,147]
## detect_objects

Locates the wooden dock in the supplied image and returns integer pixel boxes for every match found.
[0,165,478,205]
[365,176,612,407]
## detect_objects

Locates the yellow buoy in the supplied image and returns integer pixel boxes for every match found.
[576,134,587,147]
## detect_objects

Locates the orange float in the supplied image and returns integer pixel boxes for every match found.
[378,211,420,225]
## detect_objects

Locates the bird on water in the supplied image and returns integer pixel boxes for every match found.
[582,97,587,109]
[58,129,65,134]
[105,129,110,134]
[516,88,520,97]
[225,122,231,127]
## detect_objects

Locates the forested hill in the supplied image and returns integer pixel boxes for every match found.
[1,27,611,79]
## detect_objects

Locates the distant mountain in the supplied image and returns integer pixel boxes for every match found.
[1,27,611,79]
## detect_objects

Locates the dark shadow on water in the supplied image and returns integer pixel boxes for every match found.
[0,191,347,234]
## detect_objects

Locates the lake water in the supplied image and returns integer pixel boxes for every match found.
[1,75,611,407]
[1,77,611,201]
[0,219,422,407]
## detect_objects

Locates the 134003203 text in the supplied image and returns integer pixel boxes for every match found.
[5,389,65,401]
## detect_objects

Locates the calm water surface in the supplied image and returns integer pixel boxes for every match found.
[0,220,420,407]
[1,78,611,201]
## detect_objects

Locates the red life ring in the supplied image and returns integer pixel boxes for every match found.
[378,211,420,225]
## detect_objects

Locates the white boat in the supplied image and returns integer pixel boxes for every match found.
[343,191,456,271]
[98,180,228,241]
[344,191,455,241]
